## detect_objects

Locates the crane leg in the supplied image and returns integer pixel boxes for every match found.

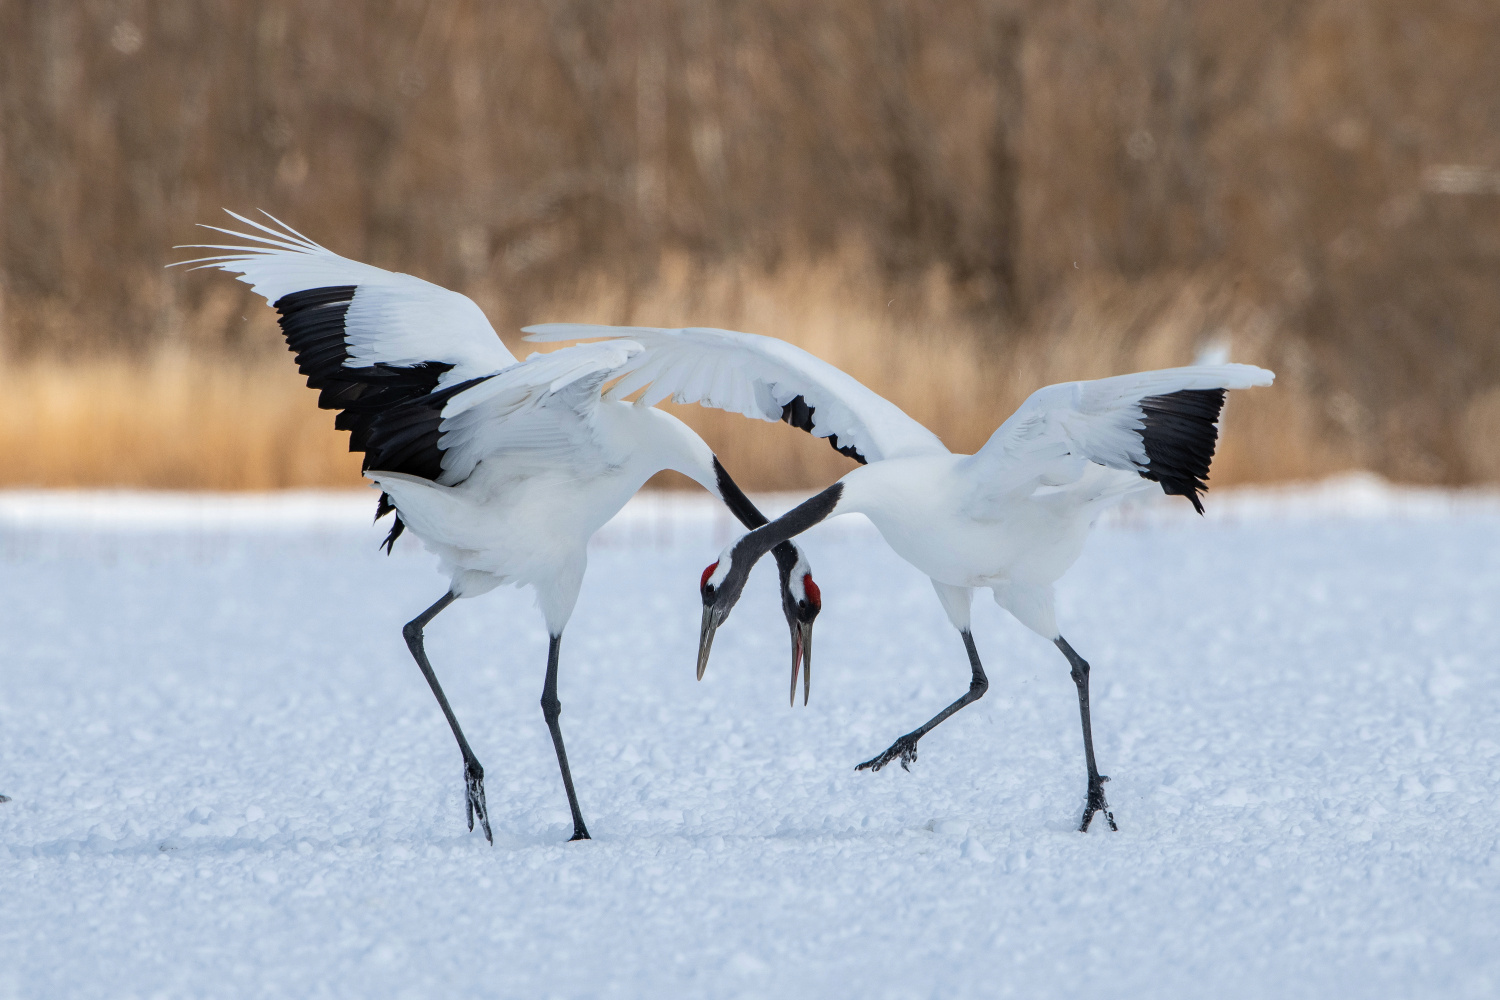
[402,591,492,845]
[857,630,988,773]
[541,634,591,841]
[1055,636,1117,833]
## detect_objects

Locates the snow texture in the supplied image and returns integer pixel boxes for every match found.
[2,474,1499,998]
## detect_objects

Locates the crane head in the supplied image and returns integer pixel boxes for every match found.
[773,542,821,707]
[696,538,822,708]
[696,537,753,685]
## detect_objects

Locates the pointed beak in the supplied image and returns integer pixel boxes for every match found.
[789,618,814,706]
[697,604,722,681]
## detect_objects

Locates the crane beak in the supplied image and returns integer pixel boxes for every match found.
[697,605,723,681]
[789,618,814,707]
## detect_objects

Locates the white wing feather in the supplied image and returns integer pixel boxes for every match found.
[432,340,643,484]
[175,211,515,384]
[522,323,948,464]
[963,363,1274,504]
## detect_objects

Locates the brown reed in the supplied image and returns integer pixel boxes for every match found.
[0,250,1308,491]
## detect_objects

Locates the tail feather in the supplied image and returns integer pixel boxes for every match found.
[374,491,405,555]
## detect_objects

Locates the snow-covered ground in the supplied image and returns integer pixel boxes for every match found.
[2,476,1499,998]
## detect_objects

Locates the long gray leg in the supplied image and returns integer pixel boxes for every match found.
[857,630,989,772]
[1055,636,1117,832]
[541,634,590,841]
[402,591,492,844]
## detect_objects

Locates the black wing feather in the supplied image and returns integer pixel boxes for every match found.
[273,285,489,551]
[1136,388,1226,514]
[361,375,494,484]
[274,286,461,461]
[780,395,867,464]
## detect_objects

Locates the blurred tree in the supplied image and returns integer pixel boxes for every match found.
[1,0,1498,482]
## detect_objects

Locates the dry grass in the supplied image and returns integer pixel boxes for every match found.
[0,352,362,490]
[0,252,1312,492]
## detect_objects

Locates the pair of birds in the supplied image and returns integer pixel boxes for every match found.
[180,212,1273,842]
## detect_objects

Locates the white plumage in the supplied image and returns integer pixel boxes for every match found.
[963,365,1271,510]
[175,214,824,844]
[525,323,950,463]
[534,322,1273,833]
[188,212,513,384]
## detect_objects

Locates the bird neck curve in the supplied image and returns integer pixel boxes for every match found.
[620,404,720,494]
[738,481,844,565]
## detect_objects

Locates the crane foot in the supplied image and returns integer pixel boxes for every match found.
[1078,774,1117,833]
[856,733,920,773]
[464,757,493,845]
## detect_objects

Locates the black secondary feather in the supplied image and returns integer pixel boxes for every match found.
[780,395,866,464]
[374,491,404,554]
[273,286,458,464]
[274,285,482,554]
[1136,388,1227,514]
[361,375,494,484]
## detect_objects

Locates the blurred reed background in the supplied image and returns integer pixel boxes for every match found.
[1,1,1498,490]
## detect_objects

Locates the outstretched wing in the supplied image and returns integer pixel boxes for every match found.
[176,211,522,548]
[522,323,948,465]
[963,364,1274,514]
[175,210,515,390]
[370,339,644,488]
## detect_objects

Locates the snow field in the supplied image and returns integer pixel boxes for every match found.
[2,480,1499,998]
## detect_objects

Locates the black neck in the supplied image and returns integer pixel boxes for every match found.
[735,482,844,568]
[713,456,800,577]
[712,481,844,618]
[712,456,769,529]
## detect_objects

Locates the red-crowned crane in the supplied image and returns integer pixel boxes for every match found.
[522,323,1273,833]
[175,215,822,844]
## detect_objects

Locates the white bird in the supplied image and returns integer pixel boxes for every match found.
[174,213,823,844]
[523,322,1274,832]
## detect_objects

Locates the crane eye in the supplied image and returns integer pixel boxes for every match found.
[700,561,719,592]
